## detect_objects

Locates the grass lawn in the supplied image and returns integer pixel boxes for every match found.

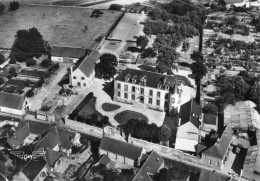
[114,110,148,125]
[0,4,122,49]
[79,97,96,117]
[102,103,121,112]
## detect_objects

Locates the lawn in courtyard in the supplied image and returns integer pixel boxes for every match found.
[102,103,121,112]
[0,4,122,49]
[114,110,148,125]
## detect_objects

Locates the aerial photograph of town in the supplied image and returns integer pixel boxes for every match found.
[0,0,260,180]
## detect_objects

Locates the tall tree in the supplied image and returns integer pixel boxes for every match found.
[95,54,118,80]
[136,36,149,50]
[11,27,50,62]
[157,125,171,143]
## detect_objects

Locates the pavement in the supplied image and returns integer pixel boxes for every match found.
[29,63,73,111]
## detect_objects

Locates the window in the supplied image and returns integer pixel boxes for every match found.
[132,94,135,100]
[215,162,219,167]
[157,91,160,98]
[117,83,121,89]
[73,76,76,79]
[208,160,211,165]
[124,85,128,91]
[149,98,152,104]
[125,93,128,99]
[141,88,144,94]
[81,77,85,80]
[83,83,86,87]
[149,90,153,96]
[118,91,121,97]
[156,100,160,106]
[77,82,81,86]
[132,86,135,92]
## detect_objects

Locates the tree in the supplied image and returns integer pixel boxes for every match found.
[109,4,122,11]
[25,88,34,98]
[136,36,149,50]
[95,54,118,80]
[190,51,204,62]
[157,125,171,143]
[226,16,239,26]
[41,59,52,68]
[9,67,17,77]
[26,58,36,67]
[191,61,207,83]
[0,77,4,86]
[157,46,179,67]
[11,27,50,62]
[9,1,20,11]
[37,77,44,87]
[203,102,218,115]
[0,53,5,65]
[141,47,157,58]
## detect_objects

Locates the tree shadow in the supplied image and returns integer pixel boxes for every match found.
[163,110,179,148]
[127,47,142,53]
[188,74,195,80]
[137,64,155,72]
[102,81,114,100]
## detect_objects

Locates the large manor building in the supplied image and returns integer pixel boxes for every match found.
[113,68,183,113]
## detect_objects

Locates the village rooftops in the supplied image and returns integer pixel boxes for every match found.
[100,136,143,160]
[203,125,234,159]
[0,91,25,110]
[243,145,260,180]
[224,0,244,5]
[115,68,183,90]
[132,151,164,181]
[74,50,100,76]
[199,169,230,181]
[51,46,87,58]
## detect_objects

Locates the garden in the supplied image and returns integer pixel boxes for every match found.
[101,103,120,112]
[114,110,148,125]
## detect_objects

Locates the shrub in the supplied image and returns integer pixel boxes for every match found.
[141,47,157,58]
[9,67,17,77]
[203,102,218,115]
[109,4,122,11]
[25,88,34,98]
[26,58,36,67]
[0,53,5,65]
[9,1,20,11]
[37,77,44,87]
[41,59,52,68]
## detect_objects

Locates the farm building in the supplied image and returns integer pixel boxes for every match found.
[70,50,100,88]
[0,91,30,116]
[51,46,88,63]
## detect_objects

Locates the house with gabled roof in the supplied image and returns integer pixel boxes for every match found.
[0,91,30,116]
[99,136,144,167]
[14,156,49,181]
[114,68,183,113]
[201,125,234,170]
[175,99,202,152]
[132,151,164,181]
[70,50,100,88]
[51,46,87,63]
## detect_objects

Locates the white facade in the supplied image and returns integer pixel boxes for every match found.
[99,149,135,166]
[51,56,78,63]
[0,98,30,116]
[70,67,95,88]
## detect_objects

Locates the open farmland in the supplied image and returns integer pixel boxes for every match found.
[0,4,122,49]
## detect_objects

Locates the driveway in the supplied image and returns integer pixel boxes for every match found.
[30,63,73,111]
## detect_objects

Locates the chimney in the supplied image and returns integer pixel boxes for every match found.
[178,118,181,127]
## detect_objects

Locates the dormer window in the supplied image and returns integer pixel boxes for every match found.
[132,75,137,84]
[165,82,171,90]
[140,75,147,86]
[125,74,131,82]
[157,82,162,89]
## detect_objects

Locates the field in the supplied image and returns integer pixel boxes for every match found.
[0,4,122,49]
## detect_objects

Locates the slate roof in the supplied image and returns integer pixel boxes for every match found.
[0,91,25,110]
[100,136,143,160]
[26,120,52,135]
[115,68,182,90]
[34,127,61,151]
[243,145,260,169]
[203,125,234,159]
[7,123,30,149]
[51,46,87,58]
[224,0,244,5]
[76,50,100,76]
[44,148,62,167]
[133,151,164,181]
[56,127,76,150]
[179,99,201,128]
[21,156,47,181]
[199,169,230,181]
[203,114,217,125]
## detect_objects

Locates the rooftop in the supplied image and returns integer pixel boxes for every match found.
[224,101,260,130]
[0,91,25,110]
[51,46,87,58]
[224,0,244,5]
[203,125,234,159]
[243,145,260,175]
[100,136,143,160]
[115,68,183,90]
[133,151,164,181]
[199,169,230,181]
